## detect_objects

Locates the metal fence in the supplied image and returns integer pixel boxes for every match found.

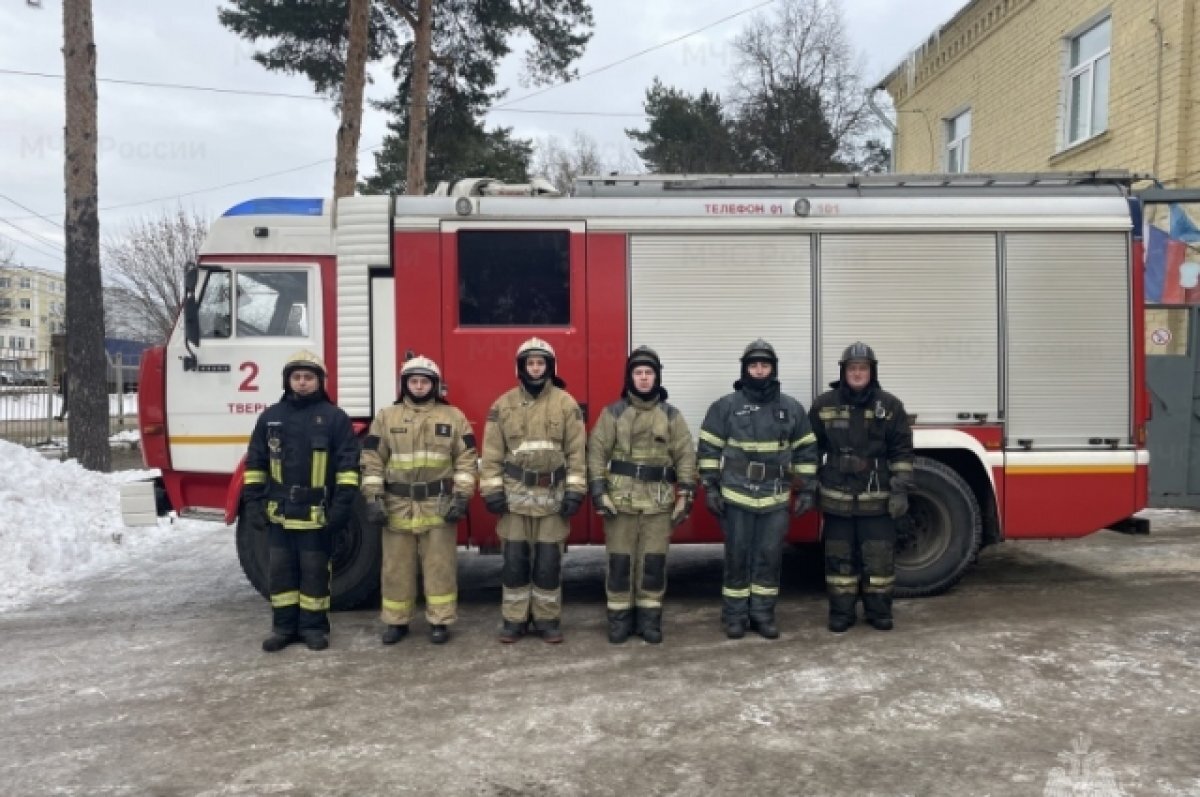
[0,348,139,449]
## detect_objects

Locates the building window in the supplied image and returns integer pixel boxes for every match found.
[19,277,31,289]
[1064,16,1110,147]
[0,277,9,288]
[19,319,31,328]
[0,319,10,327]
[19,298,31,310]
[0,298,9,309]
[945,109,971,173]
[458,230,571,326]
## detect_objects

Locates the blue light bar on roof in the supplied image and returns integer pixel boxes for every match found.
[222,197,325,217]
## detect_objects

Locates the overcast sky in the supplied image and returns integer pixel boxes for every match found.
[0,0,965,273]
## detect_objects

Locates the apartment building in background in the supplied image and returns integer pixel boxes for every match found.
[876,0,1197,185]
[0,262,65,369]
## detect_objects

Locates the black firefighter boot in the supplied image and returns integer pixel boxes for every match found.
[498,620,527,643]
[535,619,564,644]
[302,631,329,651]
[262,632,299,653]
[429,624,450,644]
[381,624,409,645]
[636,609,664,644]
[750,615,780,640]
[607,610,634,644]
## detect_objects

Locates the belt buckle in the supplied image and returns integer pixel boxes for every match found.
[633,463,645,481]
[411,482,428,501]
[747,462,767,481]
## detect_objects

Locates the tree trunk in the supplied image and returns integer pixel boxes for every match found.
[404,0,434,196]
[63,0,110,472]
[334,0,370,199]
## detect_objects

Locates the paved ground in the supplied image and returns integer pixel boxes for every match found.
[2,512,1199,796]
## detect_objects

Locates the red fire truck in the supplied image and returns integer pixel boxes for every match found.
[126,172,1151,609]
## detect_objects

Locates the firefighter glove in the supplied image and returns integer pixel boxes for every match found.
[484,492,508,515]
[443,494,469,523]
[670,489,694,528]
[792,488,816,518]
[888,492,909,519]
[590,480,618,518]
[243,497,267,525]
[559,490,584,518]
[704,483,725,518]
[366,497,388,527]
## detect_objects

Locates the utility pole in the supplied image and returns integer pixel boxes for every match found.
[333,0,370,198]
[63,0,111,471]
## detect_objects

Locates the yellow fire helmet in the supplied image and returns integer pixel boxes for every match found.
[282,349,326,389]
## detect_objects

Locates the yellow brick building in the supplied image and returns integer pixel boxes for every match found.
[877,0,1198,186]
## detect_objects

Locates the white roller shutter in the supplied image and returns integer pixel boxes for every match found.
[335,195,392,416]
[630,234,812,436]
[819,234,999,424]
[1005,232,1130,446]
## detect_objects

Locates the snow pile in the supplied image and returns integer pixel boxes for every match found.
[0,439,180,611]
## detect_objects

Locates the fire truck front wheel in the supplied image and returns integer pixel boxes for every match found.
[893,457,983,598]
[235,495,382,611]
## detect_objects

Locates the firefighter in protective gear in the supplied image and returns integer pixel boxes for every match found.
[360,356,477,645]
[809,341,914,632]
[242,350,360,653]
[587,346,697,644]
[698,339,818,640]
[480,337,587,643]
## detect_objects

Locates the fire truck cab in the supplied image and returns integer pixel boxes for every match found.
[131,172,1150,609]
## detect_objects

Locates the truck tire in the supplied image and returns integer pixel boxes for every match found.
[893,456,982,598]
[235,494,381,611]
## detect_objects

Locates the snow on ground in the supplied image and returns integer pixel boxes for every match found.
[0,439,217,612]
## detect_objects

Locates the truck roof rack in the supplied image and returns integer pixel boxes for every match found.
[573,171,1143,198]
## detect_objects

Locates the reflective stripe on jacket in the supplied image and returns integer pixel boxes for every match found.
[359,398,478,532]
[808,386,914,517]
[480,384,587,517]
[697,388,818,515]
[587,395,698,514]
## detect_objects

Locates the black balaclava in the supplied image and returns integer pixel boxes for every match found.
[733,340,780,401]
[401,374,439,405]
[624,346,667,402]
[518,353,565,396]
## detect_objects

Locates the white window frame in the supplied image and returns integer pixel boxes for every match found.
[1061,14,1111,149]
[18,277,31,289]
[19,298,31,310]
[945,108,972,173]
[19,319,31,328]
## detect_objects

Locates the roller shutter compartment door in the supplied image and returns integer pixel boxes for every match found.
[819,233,999,424]
[630,234,813,434]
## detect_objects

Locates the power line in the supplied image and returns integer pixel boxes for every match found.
[0,230,63,264]
[490,0,777,110]
[0,67,644,117]
[1,1,773,221]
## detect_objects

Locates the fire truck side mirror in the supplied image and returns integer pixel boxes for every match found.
[183,264,201,348]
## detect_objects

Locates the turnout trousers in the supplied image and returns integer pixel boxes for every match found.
[267,523,332,636]
[497,513,569,624]
[720,506,789,626]
[822,512,896,624]
[380,525,458,626]
[603,512,671,612]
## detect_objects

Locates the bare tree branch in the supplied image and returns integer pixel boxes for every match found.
[102,207,208,344]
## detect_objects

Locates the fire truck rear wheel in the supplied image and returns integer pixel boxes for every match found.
[893,456,982,598]
[235,494,382,611]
